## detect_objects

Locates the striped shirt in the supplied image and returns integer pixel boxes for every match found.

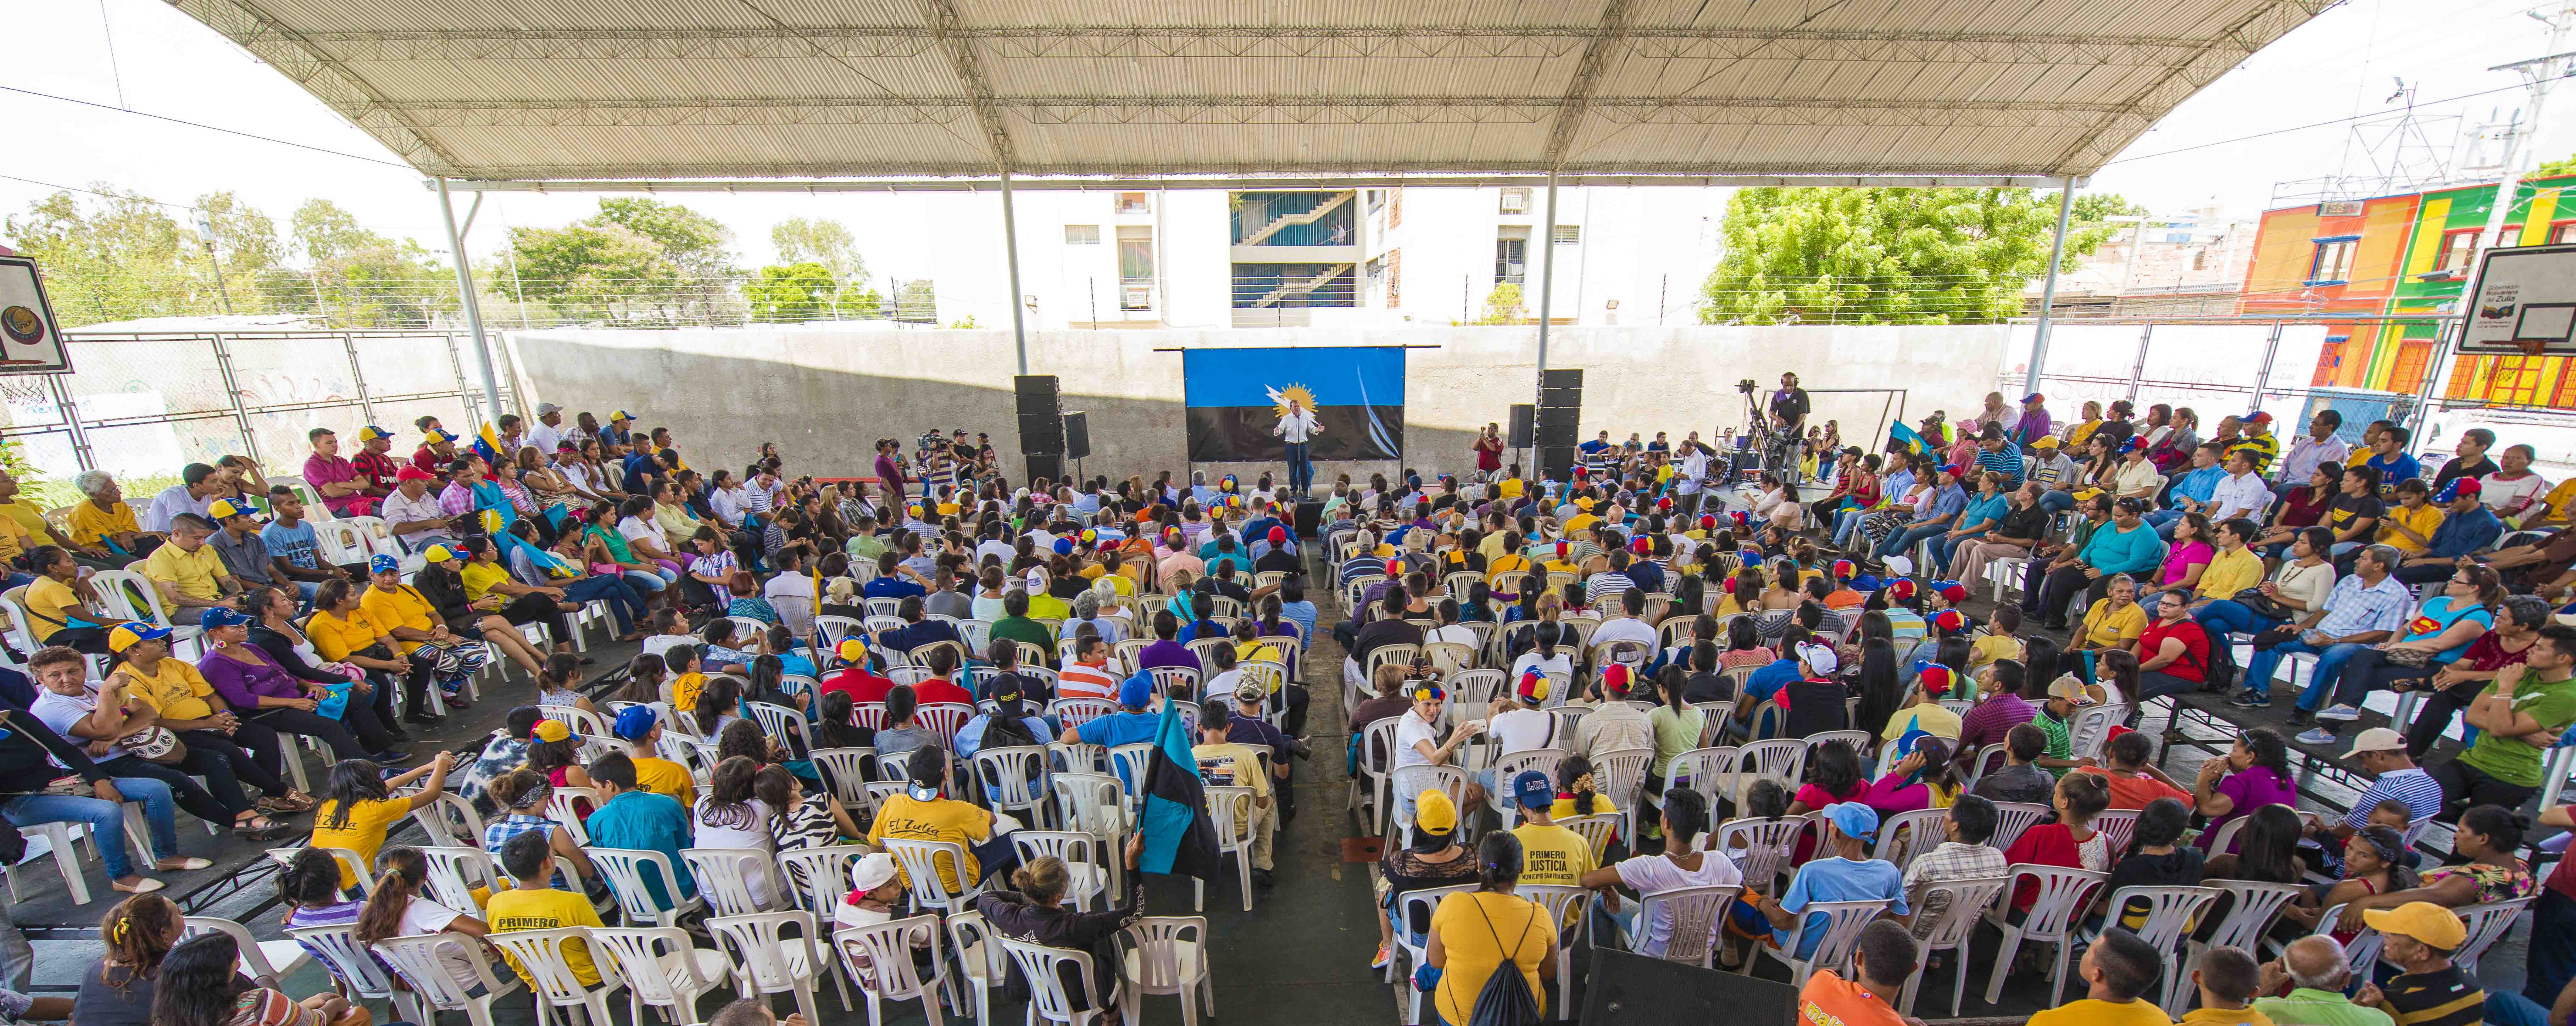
[2381,965,2482,1026]
[2311,573,2414,640]
[2341,766,2444,830]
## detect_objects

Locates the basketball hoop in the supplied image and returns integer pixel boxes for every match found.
[2517,338,2552,357]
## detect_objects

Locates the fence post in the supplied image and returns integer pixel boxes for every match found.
[48,375,96,473]
[443,333,484,431]
[2126,324,2153,403]
[207,333,261,464]
[341,333,378,426]
[2249,321,2285,410]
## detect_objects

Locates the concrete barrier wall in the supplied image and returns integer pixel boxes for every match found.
[504,324,2013,486]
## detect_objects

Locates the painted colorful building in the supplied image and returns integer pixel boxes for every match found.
[2237,172,2576,406]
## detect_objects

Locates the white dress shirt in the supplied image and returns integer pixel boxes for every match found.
[143,485,213,534]
[2277,433,2351,485]
[2209,470,2273,522]
[1273,409,1322,444]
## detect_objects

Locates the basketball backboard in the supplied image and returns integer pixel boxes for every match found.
[0,256,72,375]
[2459,242,2576,356]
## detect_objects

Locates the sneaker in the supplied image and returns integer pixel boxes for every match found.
[2295,726,2343,746]
[2227,689,2269,708]
[1371,944,1392,970]
[2315,704,2363,722]
[2286,709,2314,728]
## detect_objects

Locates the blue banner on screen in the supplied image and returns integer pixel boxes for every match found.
[1181,346,1404,462]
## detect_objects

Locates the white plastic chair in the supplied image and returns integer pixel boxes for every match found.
[291,924,424,1023]
[1751,897,1891,986]
[1486,747,1569,826]
[948,910,1006,1026]
[836,912,954,1026]
[1735,738,1808,803]
[681,846,786,914]
[1985,801,2053,854]
[2187,879,2307,997]
[1049,698,1119,730]
[1899,876,2009,1016]
[374,931,524,1026]
[1870,808,1951,875]
[483,926,628,1026]
[587,925,731,1026]
[1390,885,1475,1023]
[1119,916,1213,1026]
[1198,785,1260,912]
[1387,764,1470,844]
[880,837,984,915]
[972,745,1054,827]
[416,846,501,914]
[587,847,706,928]
[1708,815,1813,896]
[543,786,599,845]
[1516,883,1590,1000]
[182,916,311,990]
[998,935,1113,1026]
[2097,885,2222,1015]
[1353,718,1402,836]
[1012,831,1109,911]
[1632,884,1742,968]
[810,747,879,812]
[1591,746,1655,842]
[2454,897,2536,976]
[1052,771,1131,854]
[1664,746,1740,809]
[2092,808,2142,858]
[1983,863,2109,1007]
[1558,813,1620,864]
[409,792,489,849]
[708,910,830,1026]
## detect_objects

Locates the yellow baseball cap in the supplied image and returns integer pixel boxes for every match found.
[2361,901,2465,950]
[356,425,392,442]
[1415,790,1458,835]
[836,637,870,663]
[532,719,572,743]
[205,499,250,521]
[107,623,173,653]
[422,544,456,563]
[610,410,634,423]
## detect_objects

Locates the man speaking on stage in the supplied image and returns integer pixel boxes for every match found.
[1273,397,1322,500]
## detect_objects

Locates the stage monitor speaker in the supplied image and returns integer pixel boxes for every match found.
[1508,404,1535,449]
[1292,500,1322,538]
[1539,445,1577,480]
[1024,452,1064,481]
[1062,411,1091,461]
[1012,375,1061,416]
[1581,949,1798,1026]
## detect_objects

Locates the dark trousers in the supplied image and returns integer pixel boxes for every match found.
[245,702,396,762]
[2330,649,2439,717]
[1282,684,1312,739]
[2403,677,2486,760]
[2030,566,2114,626]
[2135,670,2204,703]
[2392,562,2458,587]
[494,592,575,646]
[2526,889,2576,1007]
[97,751,248,824]
[2429,758,2533,819]
[172,729,293,798]
[40,626,112,655]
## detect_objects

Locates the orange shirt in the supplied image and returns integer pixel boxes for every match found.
[1797,970,1908,1026]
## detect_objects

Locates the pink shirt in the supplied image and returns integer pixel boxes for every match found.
[302,453,368,515]
[2158,540,2213,589]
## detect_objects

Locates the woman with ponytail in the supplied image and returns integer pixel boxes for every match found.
[310,751,456,892]
[76,892,184,1024]
[970,836,1147,1017]
[151,930,365,1026]
[353,845,491,997]
[1426,832,1559,1026]
[1861,735,1963,815]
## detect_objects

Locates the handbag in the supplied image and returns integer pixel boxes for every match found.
[2230,588,2296,623]
[2383,646,2435,668]
[116,724,188,765]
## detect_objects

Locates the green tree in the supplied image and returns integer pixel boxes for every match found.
[1696,186,2116,325]
[1476,282,1526,325]
[892,279,938,323]
[771,217,867,285]
[500,222,677,323]
[268,199,453,328]
[2535,152,2576,179]
[744,262,837,322]
[833,284,884,319]
[5,186,215,325]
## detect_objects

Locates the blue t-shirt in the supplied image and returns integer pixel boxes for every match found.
[584,790,696,908]
[1074,712,1165,786]
[2399,596,2494,665]
[1775,857,1909,957]
[1744,659,1803,705]
[260,519,323,571]
[2367,451,2422,492]
[863,577,927,600]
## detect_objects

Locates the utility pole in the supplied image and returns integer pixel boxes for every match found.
[191,212,237,316]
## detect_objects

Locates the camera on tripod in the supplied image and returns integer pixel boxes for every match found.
[1737,379,1759,395]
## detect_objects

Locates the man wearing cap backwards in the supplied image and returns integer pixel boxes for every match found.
[2346,902,2483,1026]
[2389,479,2504,587]
[141,512,241,612]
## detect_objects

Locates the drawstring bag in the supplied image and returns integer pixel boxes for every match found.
[1465,897,1545,1026]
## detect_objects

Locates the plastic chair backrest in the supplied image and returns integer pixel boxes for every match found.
[1872,808,1951,873]
[1737,739,1808,798]
[1592,747,1654,809]
[2091,808,2141,857]
[2202,880,2307,953]
[1387,764,1469,832]
[1987,802,2053,853]
[809,747,876,807]
[409,793,488,849]
[1666,746,1739,806]
[2068,703,2130,760]
[373,932,513,1010]
[484,927,611,1009]
[881,837,977,909]
[1107,742,1156,792]
[588,847,691,927]
[972,745,1051,810]
[1711,815,1812,894]
[1121,915,1208,996]
[835,912,948,999]
[1785,898,1893,973]
[917,702,975,748]
[1053,772,1129,838]
[1638,884,1742,966]
[2008,863,2111,942]
[1051,698,1119,729]
[1558,814,1619,862]
[543,787,599,844]
[997,937,1107,1025]
[777,844,871,914]
[182,916,291,989]
[288,924,402,1000]
[416,846,499,913]
[538,704,610,738]
[1911,877,2009,950]
[949,908,1004,987]
[707,910,823,992]
[2105,884,2222,950]
[2455,897,2535,975]
[681,847,784,916]
[589,926,721,1008]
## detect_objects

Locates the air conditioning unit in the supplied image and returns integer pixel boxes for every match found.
[1122,285,1153,310]
[1500,192,1529,214]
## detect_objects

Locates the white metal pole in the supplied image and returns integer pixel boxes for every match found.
[436,177,506,425]
[1000,170,1029,375]
[1534,173,1560,407]
[2022,178,2079,396]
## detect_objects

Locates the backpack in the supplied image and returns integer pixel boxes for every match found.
[1465,897,1546,1026]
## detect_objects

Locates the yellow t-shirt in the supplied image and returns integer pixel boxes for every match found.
[1430,891,1556,1026]
[460,562,512,602]
[484,887,606,986]
[2081,600,2148,649]
[669,672,708,713]
[2027,998,2176,1026]
[1966,633,2024,673]
[2197,547,2265,600]
[2379,503,2445,554]
[1563,514,1601,535]
[311,797,414,888]
[0,501,50,546]
[2345,448,2374,468]
[1882,702,1965,741]
[1484,554,1532,590]
[21,575,87,636]
[632,756,697,806]
[2536,478,2576,525]
[67,500,140,547]
[306,608,386,662]
[1509,823,1596,891]
[866,794,994,895]
[112,657,217,722]
[360,584,439,655]
[142,542,229,600]
[1233,639,1282,666]
[1497,479,1524,499]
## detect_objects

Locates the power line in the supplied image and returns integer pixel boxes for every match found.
[2104,78,2568,166]
[0,171,211,213]
[0,83,413,170]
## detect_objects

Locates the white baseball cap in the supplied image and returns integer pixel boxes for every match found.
[1795,641,1839,676]
[850,852,900,894]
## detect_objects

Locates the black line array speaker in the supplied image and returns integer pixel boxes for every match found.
[1014,375,1064,456]
[1507,404,1535,449]
[1024,453,1064,482]
[1581,949,1797,1026]
[1539,445,1577,480]
[1292,500,1322,538]
[1536,367,1583,451]
[1062,411,1091,461]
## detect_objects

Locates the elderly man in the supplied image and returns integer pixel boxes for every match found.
[380,465,457,552]
[141,512,240,610]
[143,462,224,534]
[2231,543,2411,711]
[301,427,384,518]
[2005,392,2053,448]
[2255,935,2393,1026]
[67,469,156,566]
[526,403,566,456]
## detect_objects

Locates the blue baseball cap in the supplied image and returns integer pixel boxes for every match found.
[1118,671,1155,710]
[612,704,660,741]
[198,606,254,630]
[369,553,400,574]
[1821,801,1879,842]
[1512,770,1553,811]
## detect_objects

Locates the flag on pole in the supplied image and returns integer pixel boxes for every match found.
[1888,421,1929,456]
[1135,693,1220,880]
[471,422,507,467]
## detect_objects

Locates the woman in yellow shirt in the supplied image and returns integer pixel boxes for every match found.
[311,749,456,889]
[67,472,150,566]
[308,578,436,727]
[1428,833,1558,1026]
[2376,479,2444,556]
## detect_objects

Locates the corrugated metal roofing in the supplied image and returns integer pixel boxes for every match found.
[170,0,2335,180]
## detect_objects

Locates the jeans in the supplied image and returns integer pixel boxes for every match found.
[621,568,675,595]
[2488,992,2552,1026]
[1876,522,1948,564]
[2191,600,2281,643]
[1831,508,1870,549]
[2038,490,2076,514]
[2135,670,2204,703]
[2238,639,2370,707]
[0,778,180,879]
[1285,441,1314,496]
[2320,649,2437,715]
[562,575,647,634]
[2144,509,2184,533]
[2392,562,2457,587]
[2429,759,2534,818]
[1925,532,1974,575]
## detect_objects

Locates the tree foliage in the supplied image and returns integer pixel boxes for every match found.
[1476,283,1527,325]
[770,217,867,285]
[263,200,452,328]
[1697,187,2118,325]
[496,198,741,325]
[2535,151,2576,179]
[2,186,284,325]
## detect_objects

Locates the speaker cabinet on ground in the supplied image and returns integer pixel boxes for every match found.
[1024,452,1064,481]
[1538,445,1577,480]
[1580,949,1796,1026]
[1014,375,1064,455]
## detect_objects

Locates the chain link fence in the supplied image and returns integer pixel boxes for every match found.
[0,330,512,509]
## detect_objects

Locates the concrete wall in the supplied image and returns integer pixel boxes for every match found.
[504,324,2012,485]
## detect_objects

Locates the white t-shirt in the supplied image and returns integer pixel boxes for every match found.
[693,798,781,908]
[641,634,693,660]
[396,897,483,993]
[1426,624,1477,648]
[1614,851,1745,957]
[2482,472,2549,516]
[618,516,662,546]
[764,573,817,635]
[29,687,124,759]
[1589,617,1657,653]
[1487,707,1560,755]
[1676,452,1709,495]
[1392,710,1440,773]
[1507,651,1574,697]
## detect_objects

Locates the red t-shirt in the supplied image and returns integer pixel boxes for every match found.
[2137,617,2211,683]
[911,678,975,708]
[821,667,895,706]
[2004,822,2093,912]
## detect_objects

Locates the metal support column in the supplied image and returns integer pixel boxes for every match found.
[48,376,95,473]
[341,332,378,426]
[2022,178,2079,395]
[207,334,260,463]
[1000,171,1029,375]
[2127,324,2154,403]
[441,333,483,431]
[1533,172,1560,409]
[2250,321,2286,408]
[435,177,506,425]
[2408,324,2458,435]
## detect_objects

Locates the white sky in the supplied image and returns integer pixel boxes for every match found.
[0,0,2565,269]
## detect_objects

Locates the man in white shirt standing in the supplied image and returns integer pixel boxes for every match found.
[2209,450,2274,526]
[1673,440,1712,520]
[1273,398,1323,502]
[2274,408,2350,500]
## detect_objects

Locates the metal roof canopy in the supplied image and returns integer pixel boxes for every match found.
[172,0,2335,182]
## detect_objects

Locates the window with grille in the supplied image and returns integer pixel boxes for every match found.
[1495,233,1528,284]
[2487,356,2547,406]
[2389,339,2435,395]
[2554,221,2576,245]
[2313,337,2347,386]
[1499,189,1530,214]
[1552,225,1581,244]
[1064,225,1100,244]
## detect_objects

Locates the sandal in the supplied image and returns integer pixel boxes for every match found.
[260,792,316,813]
[234,818,296,842]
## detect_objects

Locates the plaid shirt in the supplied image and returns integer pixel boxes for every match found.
[1901,841,2009,938]
[2310,573,2414,640]
[483,813,570,887]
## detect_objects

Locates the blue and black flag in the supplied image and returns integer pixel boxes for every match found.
[1136,695,1221,881]
[1180,346,1405,462]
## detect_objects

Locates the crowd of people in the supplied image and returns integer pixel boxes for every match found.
[0,383,2569,1026]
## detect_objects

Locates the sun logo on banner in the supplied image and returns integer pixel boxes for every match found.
[1265,383,1318,417]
